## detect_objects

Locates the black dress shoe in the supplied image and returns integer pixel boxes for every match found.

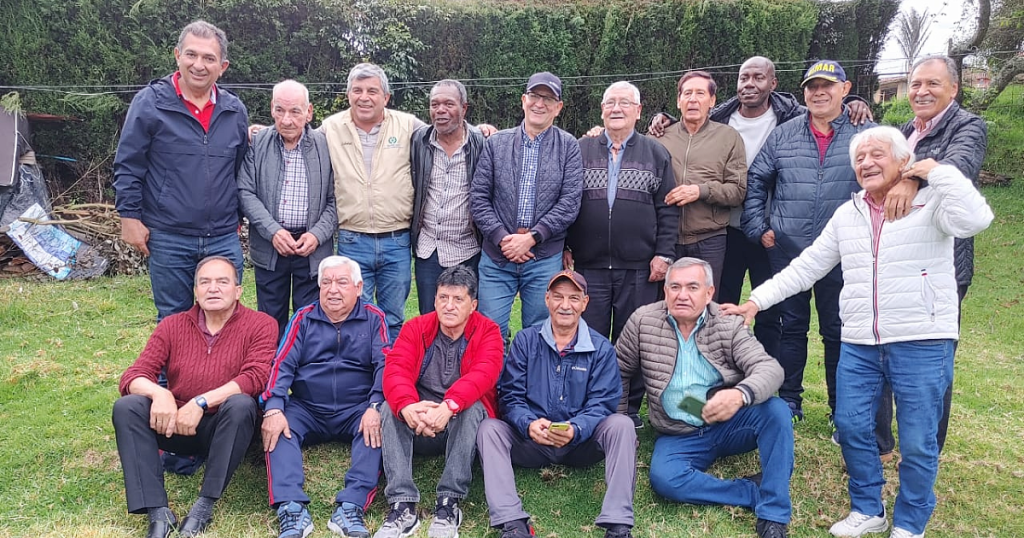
[145,514,177,538]
[178,514,212,537]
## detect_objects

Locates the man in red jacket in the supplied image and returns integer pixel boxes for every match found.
[377,265,504,538]
[112,256,277,538]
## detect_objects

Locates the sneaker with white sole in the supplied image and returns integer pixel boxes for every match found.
[427,497,463,538]
[829,511,889,537]
[373,502,420,538]
[277,501,314,538]
[329,502,370,538]
[889,528,924,538]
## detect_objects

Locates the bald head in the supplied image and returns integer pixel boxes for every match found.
[736,56,777,114]
[271,79,312,147]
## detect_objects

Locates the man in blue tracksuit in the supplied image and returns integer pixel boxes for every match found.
[261,256,388,538]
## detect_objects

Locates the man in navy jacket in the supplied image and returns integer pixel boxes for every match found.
[114,20,249,321]
[261,256,388,538]
[476,271,637,538]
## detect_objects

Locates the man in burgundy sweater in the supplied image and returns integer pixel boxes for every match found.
[112,256,277,538]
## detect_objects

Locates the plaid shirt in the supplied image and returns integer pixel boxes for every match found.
[416,130,479,265]
[276,134,309,230]
[516,127,549,229]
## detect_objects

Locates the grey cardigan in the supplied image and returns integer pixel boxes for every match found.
[615,301,783,436]
[238,125,337,274]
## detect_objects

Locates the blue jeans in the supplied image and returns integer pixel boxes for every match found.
[147,229,243,321]
[648,397,794,524]
[337,229,412,343]
[835,340,953,534]
[477,253,562,342]
[413,251,480,315]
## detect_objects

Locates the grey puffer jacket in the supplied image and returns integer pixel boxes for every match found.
[615,301,783,436]
[899,101,988,287]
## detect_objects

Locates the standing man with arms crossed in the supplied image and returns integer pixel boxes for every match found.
[470,72,583,342]
[565,80,677,428]
[320,63,425,342]
[411,80,487,315]
[114,20,249,321]
[239,79,337,339]
[654,71,747,298]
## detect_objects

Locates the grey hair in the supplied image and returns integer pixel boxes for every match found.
[849,126,916,168]
[431,79,468,106]
[667,257,714,288]
[177,20,229,62]
[272,79,310,107]
[318,255,364,285]
[194,255,240,286]
[436,265,478,300]
[347,63,390,95]
[602,81,641,105]
[911,55,959,85]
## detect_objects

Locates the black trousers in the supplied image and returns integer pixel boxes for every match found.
[112,393,257,513]
[578,268,660,417]
[255,254,319,341]
[675,234,727,302]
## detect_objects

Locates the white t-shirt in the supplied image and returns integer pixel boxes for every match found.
[727,109,778,228]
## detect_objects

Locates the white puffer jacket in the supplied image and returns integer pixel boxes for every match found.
[750,164,993,345]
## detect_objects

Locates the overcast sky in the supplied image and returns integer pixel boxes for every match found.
[875,0,973,76]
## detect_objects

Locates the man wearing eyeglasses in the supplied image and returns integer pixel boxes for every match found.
[565,81,678,429]
[470,72,584,342]
[655,71,747,300]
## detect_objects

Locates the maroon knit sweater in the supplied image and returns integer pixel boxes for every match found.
[119,304,278,410]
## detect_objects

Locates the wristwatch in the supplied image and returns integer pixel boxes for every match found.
[369,402,382,412]
[194,395,208,411]
[657,255,673,264]
[530,230,542,244]
[444,399,460,414]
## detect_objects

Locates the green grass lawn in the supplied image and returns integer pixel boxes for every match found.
[1,184,1022,538]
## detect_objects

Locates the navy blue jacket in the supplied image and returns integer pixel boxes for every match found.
[742,112,874,258]
[498,318,621,447]
[114,75,249,236]
[900,101,988,287]
[470,124,583,264]
[261,298,388,416]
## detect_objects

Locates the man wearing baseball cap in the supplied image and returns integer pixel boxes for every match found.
[476,270,637,538]
[471,72,584,343]
[741,60,915,453]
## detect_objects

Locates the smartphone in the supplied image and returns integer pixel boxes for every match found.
[678,395,706,418]
[548,422,570,432]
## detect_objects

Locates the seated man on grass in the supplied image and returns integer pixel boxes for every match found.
[112,255,278,538]
[477,270,637,538]
[616,257,793,538]
[261,255,388,538]
[376,265,504,538]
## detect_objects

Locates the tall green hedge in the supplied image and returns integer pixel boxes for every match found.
[0,0,896,189]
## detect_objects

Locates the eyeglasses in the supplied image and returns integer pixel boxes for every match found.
[525,92,559,106]
[601,100,638,109]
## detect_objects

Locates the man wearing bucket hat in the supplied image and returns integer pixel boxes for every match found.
[470,72,583,343]
[741,60,916,452]
[476,270,637,538]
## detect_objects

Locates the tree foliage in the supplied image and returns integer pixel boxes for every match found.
[895,8,933,73]
[0,0,897,182]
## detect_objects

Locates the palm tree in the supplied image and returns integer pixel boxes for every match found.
[895,7,933,74]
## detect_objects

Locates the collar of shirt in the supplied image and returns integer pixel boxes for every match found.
[429,121,469,151]
[912,99,956,136]
[520,123,551,146]
[667,307,707,342]
[863,191,886,237]
[172,71,218,105]
[276,130,305,151]
[606,129,634,155]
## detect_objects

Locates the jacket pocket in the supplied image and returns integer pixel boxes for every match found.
[920,270,937,322]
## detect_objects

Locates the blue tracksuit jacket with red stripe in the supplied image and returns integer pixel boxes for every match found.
[261,298,388,415]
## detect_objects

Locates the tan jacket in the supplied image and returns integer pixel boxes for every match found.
[654,119,747,244]
[615,301,783,436]
[321,108,420,233]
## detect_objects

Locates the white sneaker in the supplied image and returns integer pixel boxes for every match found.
[829,511,889,537]
[889,528,924,538]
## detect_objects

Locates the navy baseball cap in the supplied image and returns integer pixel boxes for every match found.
[526,72,563,100]
[802,60,847,86]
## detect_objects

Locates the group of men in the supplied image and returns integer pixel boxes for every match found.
[110,18,986,538]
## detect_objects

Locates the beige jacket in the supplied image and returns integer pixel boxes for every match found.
[654,120,747,244]
[615,301,783,436]
[321,108,420,233]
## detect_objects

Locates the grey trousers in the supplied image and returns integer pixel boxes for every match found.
[381,400,487,503]
[476,413,637,528]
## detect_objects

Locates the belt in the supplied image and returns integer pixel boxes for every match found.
[359,229,410,238]
[285,228,306,240]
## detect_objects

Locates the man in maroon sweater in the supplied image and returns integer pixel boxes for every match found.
[112,256,277,538]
